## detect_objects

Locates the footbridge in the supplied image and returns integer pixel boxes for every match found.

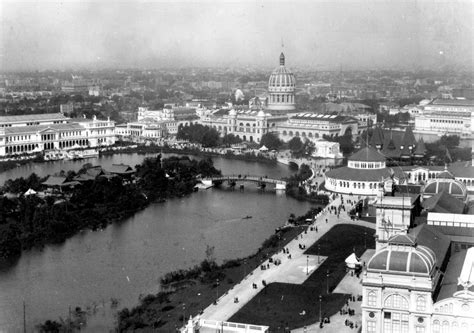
[202,175,287,190]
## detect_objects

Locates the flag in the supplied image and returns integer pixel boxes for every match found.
[445,148,452,163]
[381,216,392,234]
[389,168,395,178]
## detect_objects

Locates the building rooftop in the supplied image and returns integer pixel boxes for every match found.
[422,191,465,214]
[0,113,68,123]
[431,98,474,107]
[325,165,405,182]
[436,249,474,302]
[349,147,386,162]
[4,123,84,135]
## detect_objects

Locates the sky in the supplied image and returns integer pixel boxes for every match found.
[0,0,473,71]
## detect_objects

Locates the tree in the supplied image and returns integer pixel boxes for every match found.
[260,133,282,150]
[303,140,315,156]
[288,137,303,153]
[439,134,460,149]
[222,134,241,146]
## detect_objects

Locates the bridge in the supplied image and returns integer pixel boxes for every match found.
[202,175,287,190]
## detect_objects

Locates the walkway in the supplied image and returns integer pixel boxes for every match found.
[199,194,376,322]
[206,175,287,187]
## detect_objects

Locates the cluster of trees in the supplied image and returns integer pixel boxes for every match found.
[176,124,242,147]
[322,133,355,156]
[377,112,411,127]
[425,134,471,163]
[0,155,221,259]
[287,137,315,157]
[259,133,283,150]
[285,164,329,204]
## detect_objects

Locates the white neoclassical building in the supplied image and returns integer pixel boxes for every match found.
[0,113,115,156]
[414,99,474,139]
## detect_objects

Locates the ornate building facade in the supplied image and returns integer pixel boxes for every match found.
[414,99,474,139]
[361,178,474,333]
[0,113,115,156]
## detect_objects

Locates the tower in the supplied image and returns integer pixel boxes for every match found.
[374,196,414,250]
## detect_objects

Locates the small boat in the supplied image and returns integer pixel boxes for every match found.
[275,223,293,233]
[242,215,252,219]
[82,149,99,159]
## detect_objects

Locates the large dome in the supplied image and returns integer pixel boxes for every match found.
[367,235,436,275]
[266,52,296,112]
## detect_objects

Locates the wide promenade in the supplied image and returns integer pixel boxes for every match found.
[197,193,376,326]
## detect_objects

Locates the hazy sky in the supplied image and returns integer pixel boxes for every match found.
[1,0,473,71]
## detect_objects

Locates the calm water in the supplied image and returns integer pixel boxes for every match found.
[0,154,314,331]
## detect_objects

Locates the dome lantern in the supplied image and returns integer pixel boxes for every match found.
[280,52,285,66]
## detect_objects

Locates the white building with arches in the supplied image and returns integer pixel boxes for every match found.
[199,108,288,143]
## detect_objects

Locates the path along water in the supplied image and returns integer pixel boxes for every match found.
[0,153,315,331]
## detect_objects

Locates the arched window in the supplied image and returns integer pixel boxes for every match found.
[369,183,373,189]
[384,294,408,310]
[308,132,313,137]
[367,291,377,307]
[441,321,449,333]
[315,133,319,138]
[416,296,426,311]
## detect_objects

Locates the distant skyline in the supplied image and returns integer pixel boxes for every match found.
[1,0,473,71]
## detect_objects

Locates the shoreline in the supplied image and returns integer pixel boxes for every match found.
[0,155,221,260]
[0,144,278,174]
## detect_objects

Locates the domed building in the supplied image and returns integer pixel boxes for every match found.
[266,52,296,114]
[367,233,437,276]
[362,223,474,333]
[422,170,468,201]
[325,147,406,196]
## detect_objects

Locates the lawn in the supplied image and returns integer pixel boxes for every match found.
[229,224,375,331]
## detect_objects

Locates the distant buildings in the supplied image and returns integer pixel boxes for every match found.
[414,99,474,139]
[199,52,374,144]
[0,113,115,156]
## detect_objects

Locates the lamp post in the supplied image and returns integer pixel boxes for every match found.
[318,244,321,264]
[326,270,330,294]
[319,295,322,323]
[306,255,309,275]
[216,278,219,304]
[243,259,247,279]
[182,303,186,327]
[364,231,367,249]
